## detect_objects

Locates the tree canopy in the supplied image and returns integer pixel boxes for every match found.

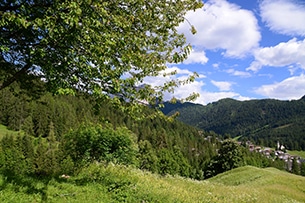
[204,139,243,178]
[0,0,202,114]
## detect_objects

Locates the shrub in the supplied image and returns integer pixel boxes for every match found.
[63,124,138,166]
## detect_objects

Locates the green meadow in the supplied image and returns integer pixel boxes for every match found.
[1,164,304,203]
[287,150,305,159]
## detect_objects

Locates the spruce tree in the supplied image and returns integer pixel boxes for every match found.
[138,140,158,173]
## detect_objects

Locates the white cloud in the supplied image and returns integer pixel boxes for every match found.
[143,66,205,100]
[288,65,299,76]
[143,66,249,105]
[247,61,262,72]
[183,49,209,65]
[254,74,305,100]
[165,80,205,101]
[211,80,234,91]
[195,91,240,105]
[260,0,305,36]
[178,0,261,58]
[171,86,252,105]
[234,95,253,101]
[212,63,220,69]
[247,38,305,72]
[226,68,252,77]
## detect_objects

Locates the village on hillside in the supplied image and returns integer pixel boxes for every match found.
[241,141,305,171]
[203,133,305,172]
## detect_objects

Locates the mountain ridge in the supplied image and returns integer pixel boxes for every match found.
[161,96,305,150]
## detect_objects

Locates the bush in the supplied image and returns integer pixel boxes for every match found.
[63,124,138,166]
[204,139,243,178]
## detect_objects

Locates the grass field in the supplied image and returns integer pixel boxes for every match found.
[1,164,305,203]
[209,166,305,202]
[287,150,305,159]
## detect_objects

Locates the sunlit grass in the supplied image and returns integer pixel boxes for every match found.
[0,124,304,202]
[287,150,305,159]
[1,165,305,203]
[209,166,305,202]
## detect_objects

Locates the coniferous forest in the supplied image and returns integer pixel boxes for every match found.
[0,80,289,181]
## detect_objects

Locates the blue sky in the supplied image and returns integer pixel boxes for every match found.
[146,0,305,105]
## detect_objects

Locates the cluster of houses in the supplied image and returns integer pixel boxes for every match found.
[202,134,304,171]
[243,141,304,171]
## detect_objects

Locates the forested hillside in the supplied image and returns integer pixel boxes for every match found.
[0,81,218,179]
[162,97,305,150]
[0,81,288,180]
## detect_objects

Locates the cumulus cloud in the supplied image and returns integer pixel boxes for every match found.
[211,80,234,91]
[247,38,305,72]
[143,0,305,104]
[254,74,305,100]
[143,66,205,98]
[260,0,305,36]
[143,66,250,105]
[166,80,205,101]
[183,49,209,65]
[178,0,261,58]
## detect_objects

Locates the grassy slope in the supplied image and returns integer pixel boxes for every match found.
[287,150,305,159]
[208,166,305,202]
[1,165,305,203]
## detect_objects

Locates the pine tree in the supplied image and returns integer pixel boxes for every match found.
[157,149,179,176]
[20,134,35,174]
[45,121,59,176]
[138,140,158,173]
[173,146,191,177]
[22,116,35,136]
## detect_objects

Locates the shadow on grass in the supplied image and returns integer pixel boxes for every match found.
[0,171,67,202]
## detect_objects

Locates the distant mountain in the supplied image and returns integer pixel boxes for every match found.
[161,97,305,150]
